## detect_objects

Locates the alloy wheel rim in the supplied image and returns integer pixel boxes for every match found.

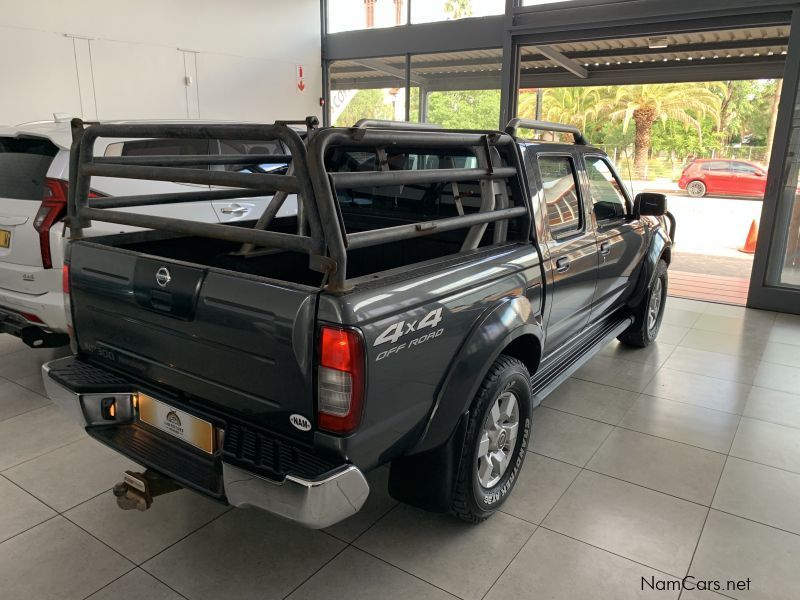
[647,277,663,332]
[688,182,704,196]
[476,390,520,488]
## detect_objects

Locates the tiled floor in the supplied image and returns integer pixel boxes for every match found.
[1,298,800,599]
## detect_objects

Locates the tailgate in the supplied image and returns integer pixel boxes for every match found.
[69,242,319,431]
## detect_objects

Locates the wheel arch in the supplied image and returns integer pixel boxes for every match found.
[409,296,543,457]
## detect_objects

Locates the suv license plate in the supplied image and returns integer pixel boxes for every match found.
[0,229,10,248]
[137,394,214,454]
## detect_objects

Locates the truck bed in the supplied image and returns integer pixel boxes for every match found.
[103,215,502,288]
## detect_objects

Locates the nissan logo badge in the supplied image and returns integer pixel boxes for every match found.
[156,267,171,287]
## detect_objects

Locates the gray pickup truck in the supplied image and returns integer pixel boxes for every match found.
[42,117,673,528]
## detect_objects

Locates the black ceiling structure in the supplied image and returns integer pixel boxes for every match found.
[323,0,798,123]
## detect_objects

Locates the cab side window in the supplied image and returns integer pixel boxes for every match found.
[585,156,628,223]
[538,155,582,240]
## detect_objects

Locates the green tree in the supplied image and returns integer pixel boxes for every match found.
[599,83,722,178]
[444,0,472,19]
[426,89,500,130]
[334,89,396,127]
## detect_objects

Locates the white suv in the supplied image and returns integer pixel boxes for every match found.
[0,119,296,347]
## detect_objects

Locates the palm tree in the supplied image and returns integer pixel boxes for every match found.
[601,83,722,178]
[519,87,608,137]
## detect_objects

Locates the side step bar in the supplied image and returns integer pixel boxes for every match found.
[530,315,633,406]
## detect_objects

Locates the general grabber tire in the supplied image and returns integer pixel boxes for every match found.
[451,354,532,523]
[618,259,668,348]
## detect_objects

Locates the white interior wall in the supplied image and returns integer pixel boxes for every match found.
[0,0,322,125]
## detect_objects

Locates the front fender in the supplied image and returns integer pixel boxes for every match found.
[629,219,671,307]
[409,294,543,455]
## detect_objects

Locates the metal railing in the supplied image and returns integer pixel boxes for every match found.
[67,117,529,291]
[505,118,587,145]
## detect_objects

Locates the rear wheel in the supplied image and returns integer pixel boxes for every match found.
[618,260,668,348]
[451,355,532,523]
[686,180,707,198]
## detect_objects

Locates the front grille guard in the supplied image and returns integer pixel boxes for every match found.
[67,117,530,292]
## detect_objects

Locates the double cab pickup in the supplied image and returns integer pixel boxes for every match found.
[42,117,673,527]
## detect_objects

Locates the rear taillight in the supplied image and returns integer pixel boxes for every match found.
[62,262,75,344]
[33,179,69,269]
[317,326,365,434]
[33,179,104,269]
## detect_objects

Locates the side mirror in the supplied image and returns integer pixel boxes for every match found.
[634,192,667,218]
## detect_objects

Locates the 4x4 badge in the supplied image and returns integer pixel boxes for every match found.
[156,267,171,287]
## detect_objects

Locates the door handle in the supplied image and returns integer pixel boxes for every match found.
[221,204,248,215]
[556,257,571,273]
[600,242,611,256]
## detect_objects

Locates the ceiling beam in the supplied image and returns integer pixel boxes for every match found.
[532,45,588,78]
[351,58,430,86]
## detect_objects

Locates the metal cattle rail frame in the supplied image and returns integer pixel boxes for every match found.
[66,117,530,291]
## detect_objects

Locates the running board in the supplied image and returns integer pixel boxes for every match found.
[530,315,633,407]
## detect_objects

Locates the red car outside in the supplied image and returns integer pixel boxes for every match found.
[678,159,767,198]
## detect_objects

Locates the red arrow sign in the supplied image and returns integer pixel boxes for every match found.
[297,80,306,92]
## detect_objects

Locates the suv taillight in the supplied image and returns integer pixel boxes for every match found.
[33,179,69,269]
[317,326,365,434]
[33,179,104,269]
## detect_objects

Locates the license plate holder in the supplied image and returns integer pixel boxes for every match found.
[137,394,215,454]
[0,229,10,248]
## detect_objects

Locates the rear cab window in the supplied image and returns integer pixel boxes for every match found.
[536,155,583,240]
[327,147,513,226]
[0,137,59,200]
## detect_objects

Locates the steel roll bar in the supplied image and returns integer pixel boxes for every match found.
[93,154,293,167]
[67,119,325,261]
[68,117,531,292]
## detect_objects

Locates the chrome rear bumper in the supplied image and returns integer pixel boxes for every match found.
[42,357,369,529]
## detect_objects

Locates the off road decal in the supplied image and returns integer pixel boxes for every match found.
[374,307,444,361]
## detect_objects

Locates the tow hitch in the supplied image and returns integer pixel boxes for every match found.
[113,469,182,511]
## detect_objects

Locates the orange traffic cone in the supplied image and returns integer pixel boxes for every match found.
[738,219,758,254]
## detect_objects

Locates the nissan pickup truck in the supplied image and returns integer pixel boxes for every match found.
[42,117,674,528]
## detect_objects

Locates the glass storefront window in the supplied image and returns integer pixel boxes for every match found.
[772,127,800,288]
[411,0,504,24]
[328,0,407,34]
[410,50,502,129]
[329,57,407,126]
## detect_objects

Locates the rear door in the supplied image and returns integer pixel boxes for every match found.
[535,153,599,353]
[95,138,219,223]
[0,136,61,294]
[701,161,733,195]
[582,155,647,319]
[210,139,297,223]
